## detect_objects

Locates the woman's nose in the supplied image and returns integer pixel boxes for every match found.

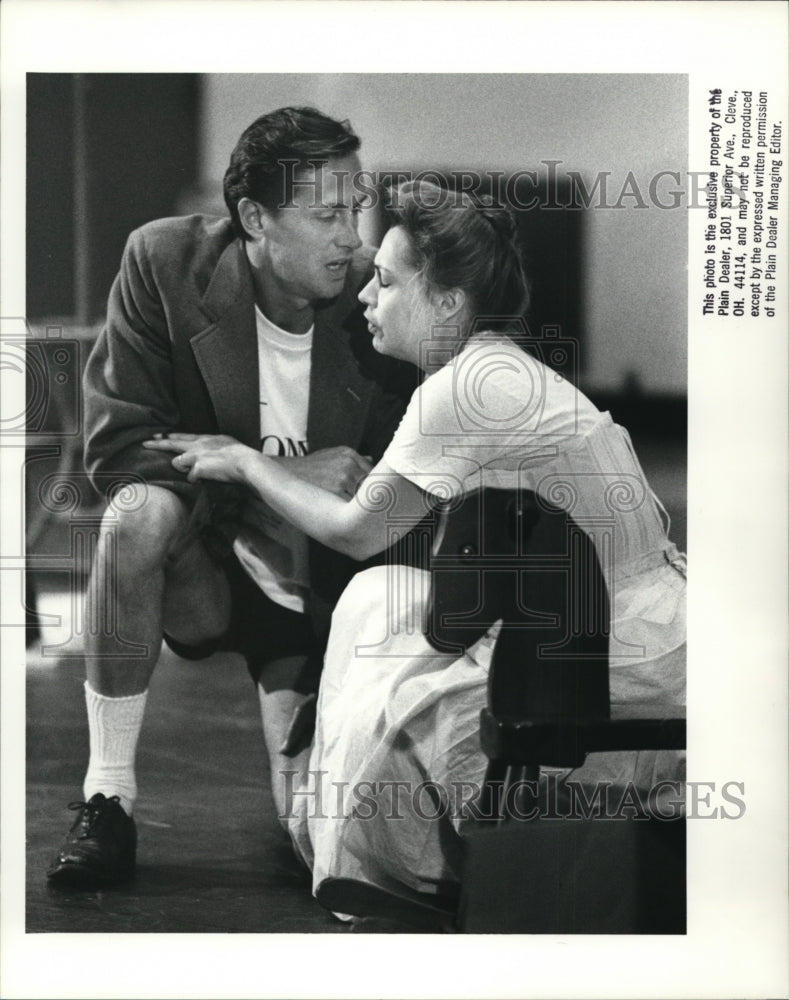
[358,276,376,306]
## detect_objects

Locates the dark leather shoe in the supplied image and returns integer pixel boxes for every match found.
[46,793,137,888]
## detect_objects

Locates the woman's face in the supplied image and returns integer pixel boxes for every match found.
[358,226,436,369]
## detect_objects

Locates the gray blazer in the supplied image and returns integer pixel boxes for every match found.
[83,214,416,622]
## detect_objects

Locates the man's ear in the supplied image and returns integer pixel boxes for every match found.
[237,197,269,240]
[433,287,467,323]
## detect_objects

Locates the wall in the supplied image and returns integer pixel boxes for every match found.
[27,73,200,323]
[199,74,687,394]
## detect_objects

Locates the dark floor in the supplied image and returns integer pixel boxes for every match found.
[26,643,346,934]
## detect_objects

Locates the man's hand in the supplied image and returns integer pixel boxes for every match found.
[270,446,373,499]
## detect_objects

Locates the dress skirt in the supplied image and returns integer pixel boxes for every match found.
[288,563,686,904]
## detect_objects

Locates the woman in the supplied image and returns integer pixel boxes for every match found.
[145,181,686,913]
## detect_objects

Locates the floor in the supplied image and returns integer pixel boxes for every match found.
[26,638,346,934]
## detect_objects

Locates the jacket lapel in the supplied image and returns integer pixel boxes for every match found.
[190,240,261,447]
[308,306,374,454]
[191,238,374,453]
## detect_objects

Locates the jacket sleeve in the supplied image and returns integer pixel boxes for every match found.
[82,227,200,500]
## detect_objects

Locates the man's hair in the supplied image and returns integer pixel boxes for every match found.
[223,106,360,239]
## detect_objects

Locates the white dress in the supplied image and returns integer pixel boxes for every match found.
[289,335,686,903]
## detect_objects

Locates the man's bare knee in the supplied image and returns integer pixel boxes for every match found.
[97,485,195,573]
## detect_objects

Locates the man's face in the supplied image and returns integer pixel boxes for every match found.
[256,153,364,304]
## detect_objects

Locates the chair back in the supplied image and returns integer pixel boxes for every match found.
[427,487,611,731]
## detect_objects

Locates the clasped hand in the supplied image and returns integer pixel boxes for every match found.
[143,433,372,498]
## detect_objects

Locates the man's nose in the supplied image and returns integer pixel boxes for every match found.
[336,212,363,251]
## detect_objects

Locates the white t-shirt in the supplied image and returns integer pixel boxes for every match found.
[232,306,313,613]
[383,333,601,500]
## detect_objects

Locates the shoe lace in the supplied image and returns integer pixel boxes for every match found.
[67,795,122,837]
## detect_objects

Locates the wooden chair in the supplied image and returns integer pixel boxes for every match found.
[429,486,686,933]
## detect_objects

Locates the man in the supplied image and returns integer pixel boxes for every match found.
[47,106,415,888]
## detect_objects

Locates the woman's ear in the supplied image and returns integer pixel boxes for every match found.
[434,287,467,323]
[237,197,268,240]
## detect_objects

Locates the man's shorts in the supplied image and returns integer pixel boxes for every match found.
[162,540,321,692]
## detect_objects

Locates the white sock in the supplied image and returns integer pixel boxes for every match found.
[83,681,147,816]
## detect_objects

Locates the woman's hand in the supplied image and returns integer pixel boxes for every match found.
[142,433,257,484]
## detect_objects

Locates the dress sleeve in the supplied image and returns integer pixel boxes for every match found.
[383,366,470,499]
[383,339,589,500]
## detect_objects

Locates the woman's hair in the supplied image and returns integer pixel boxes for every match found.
[386,180,530,326]
[223,106,360,239]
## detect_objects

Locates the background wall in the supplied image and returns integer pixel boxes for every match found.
[27,74,199,323]
[199,74,688,395]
